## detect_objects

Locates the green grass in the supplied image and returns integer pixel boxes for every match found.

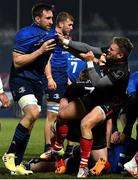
[0,118,136,179]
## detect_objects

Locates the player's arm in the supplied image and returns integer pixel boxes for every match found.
[79,51,113,88]
[13,39,56,68]
[68,40,102,55]
[58,35,103,56]
[44,54,57,90]
[87,65,112,88]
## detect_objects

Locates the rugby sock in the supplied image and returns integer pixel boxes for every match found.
[64,144,73,159]
[44,143,51,152]
[55,119,68,145]
[7,123,29,155]
[53,143,63,151]
[65,145,73,154]
[15,134,30,165]
[80,137,93,167]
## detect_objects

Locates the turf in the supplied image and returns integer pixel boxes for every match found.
[0,118,136,179]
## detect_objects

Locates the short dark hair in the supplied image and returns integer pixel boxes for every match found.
[32,3,54,21]
[113,37,134,58]
[56,11,74,25]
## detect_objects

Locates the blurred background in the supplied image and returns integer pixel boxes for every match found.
[0,0,138,117]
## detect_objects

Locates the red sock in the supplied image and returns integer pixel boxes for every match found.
[55,119,68,145]
[80,137,93,167]
[53,143,63,151]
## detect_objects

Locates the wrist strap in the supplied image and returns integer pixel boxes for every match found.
[87,61,94,68]
[63,39,70,46]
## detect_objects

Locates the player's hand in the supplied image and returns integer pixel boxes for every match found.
[79,51,95,61]
[111,131,121,144]
[47,77,57,90]
[0,93,10,108]
[67,78,72,85]
[99,53,106,65]
[57,33,65,44]
[40,39,56,54]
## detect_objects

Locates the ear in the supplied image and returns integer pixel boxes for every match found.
[58,21,64,28]
[35,16,40,24]
[117,52,124,59]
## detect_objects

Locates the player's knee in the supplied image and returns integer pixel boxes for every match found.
[18,94,41,121]
[81,119,92,131]
[29,106,40,121]
[81,106,105,131]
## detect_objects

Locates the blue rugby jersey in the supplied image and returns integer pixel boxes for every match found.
[67,54,87,83]
[10,23,56,81]
[50,46,69,84]
[127,71,138,95]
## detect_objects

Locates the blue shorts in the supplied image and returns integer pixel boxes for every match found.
[45,83,67,103]
[9,77,44,106]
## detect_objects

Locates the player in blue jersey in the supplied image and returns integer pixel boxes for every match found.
[67,54,87,83]
[41,12,75,155]
[2,3,57,175]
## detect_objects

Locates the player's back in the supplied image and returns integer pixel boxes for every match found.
[67,54,87,83]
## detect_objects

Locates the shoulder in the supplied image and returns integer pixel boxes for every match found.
[15,25,36,40]
[15,23,51,40]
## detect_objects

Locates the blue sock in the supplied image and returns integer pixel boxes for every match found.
[24,162,31,170]
[7,123,29,156]
[65,145,73,154]
[15,134,30,165]
[44,143,51,152]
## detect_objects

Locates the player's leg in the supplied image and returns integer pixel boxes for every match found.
[24,158,57,172]
[44,96,69,152]
[42,84,67,155]
[44,102,59,152]
[77,100,112,178]
[2,79,43,175]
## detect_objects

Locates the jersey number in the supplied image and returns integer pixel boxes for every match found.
[71,62,78,73]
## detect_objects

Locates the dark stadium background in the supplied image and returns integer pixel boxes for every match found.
[0,0,138,117]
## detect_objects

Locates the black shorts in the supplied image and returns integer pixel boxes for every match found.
[63,82,93,102]
[79,93,120,121]
[67,120,106,150]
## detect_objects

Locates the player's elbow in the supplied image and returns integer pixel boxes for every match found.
[14,61,22,68]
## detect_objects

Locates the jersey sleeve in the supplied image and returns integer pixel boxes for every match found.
[13,29,35,54]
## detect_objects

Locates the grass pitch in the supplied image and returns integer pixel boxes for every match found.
[0,118,136,179]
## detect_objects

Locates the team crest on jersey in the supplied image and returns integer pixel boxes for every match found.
[18,86,26,93]
[53,93,60,99]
